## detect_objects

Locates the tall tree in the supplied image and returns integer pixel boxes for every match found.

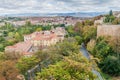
[0,60,19,80]
[109,10,113,16]
[17,56,40,74]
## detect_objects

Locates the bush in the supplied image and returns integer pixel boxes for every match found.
[99,56,120,76]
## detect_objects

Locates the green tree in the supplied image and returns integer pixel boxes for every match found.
[35,50,62,67]
[74,35,83,45]
[0,52,6,61]
[82,26,96,43]
[90,37,120,76]
[36,27,42,31]
[84,20,94,26]
[66,26,75,36]
[25,21,31,27]
[93,39,113,59]
[8,32,14,38]
[74,22,84,33]
[109,10,113,16]
[0,44,4,51]
[14,32,21,41]
[0,37,5,42]
[55,38,80,56]
[104,13,115,24]
[99,56,120,76]
[17,56,40,74]
[36,54,96,80]
[87,39,96,53]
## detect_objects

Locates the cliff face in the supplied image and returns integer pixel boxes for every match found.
[97,25,120,38]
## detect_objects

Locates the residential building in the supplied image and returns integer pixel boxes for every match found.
[5,41,33,56]
[5,27,66,56]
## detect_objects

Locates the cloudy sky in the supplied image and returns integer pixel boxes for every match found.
[0,0,120,14]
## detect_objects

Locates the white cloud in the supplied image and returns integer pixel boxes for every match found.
[0,0,120,14]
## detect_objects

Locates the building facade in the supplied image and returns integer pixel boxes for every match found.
[5,27,66,56]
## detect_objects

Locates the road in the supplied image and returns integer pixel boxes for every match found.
[80,43,104,80]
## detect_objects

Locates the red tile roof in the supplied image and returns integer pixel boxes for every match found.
[6,41,32,53]
[32,32,57,41]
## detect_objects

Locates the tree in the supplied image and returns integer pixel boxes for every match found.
[93,39,113,59]
[36,28,42,31]
[0,53,6,61]
[4,51,22,60]
[66,26,76,37]
[36,53,96,80]
[109,10,113,16]
[74,22,84,33]
[0,60,19,80]
[104,11,115,24]
[74,35,83,45]
[14,32,21,41]
[82,26,96,43]
[35,38,80,67]
[25,21,31,27]
[87,39,96,53]
[55,38,80,56]
[35,50,62,69]
[17,56,40,74]
[90,37,120,76]
[8,32,14,38]
[84,20,94,26]
[0,37,5,42]
[0,44,4,51]
[112,18,120,24]
[110,31,120,61]
[109,16,115,23]
[99,55,120,76]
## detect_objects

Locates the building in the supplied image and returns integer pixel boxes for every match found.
[5,41,33,56]
[94,17,105,26]
[24,27,66,48]
[5,27,66,56]
[9,16,82,27]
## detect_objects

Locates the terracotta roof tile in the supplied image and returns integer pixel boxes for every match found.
[6,41,32,53]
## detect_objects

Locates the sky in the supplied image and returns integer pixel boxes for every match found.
[0,0,120,14]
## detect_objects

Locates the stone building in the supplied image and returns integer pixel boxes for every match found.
[94,17,105,26]
[5,27,66,56]
[5,41,33,56]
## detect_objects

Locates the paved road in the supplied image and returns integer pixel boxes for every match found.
[80,45,90,60]
[80,43,104,80]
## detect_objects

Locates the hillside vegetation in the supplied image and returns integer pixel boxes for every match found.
[0,15,120,80]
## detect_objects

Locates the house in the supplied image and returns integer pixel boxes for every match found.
[5,27,66,56]
[94,17,105,26]
[24,27,66,47]
[5,41,33,56]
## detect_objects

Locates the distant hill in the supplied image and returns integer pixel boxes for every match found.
[0,12,107,17]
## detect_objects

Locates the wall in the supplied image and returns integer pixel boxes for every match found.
[97,25,120,38]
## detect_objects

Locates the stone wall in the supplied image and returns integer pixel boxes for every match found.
[97,25,120,38]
